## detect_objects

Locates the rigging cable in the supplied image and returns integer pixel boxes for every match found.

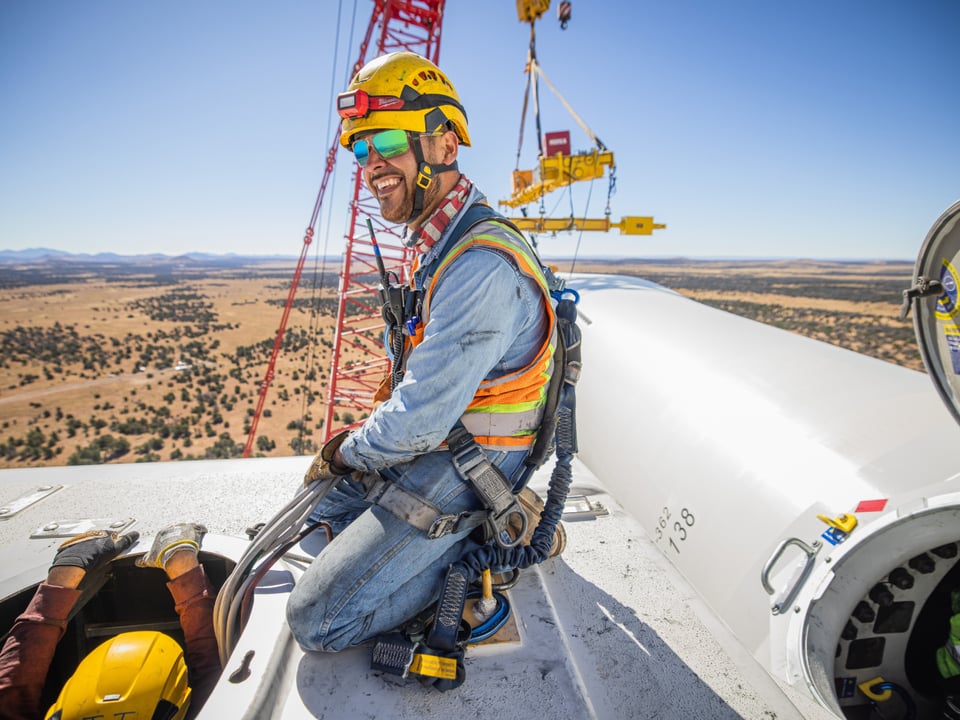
[568,176,595,276]
[530,61,606,151]
[529,26,544,159]
[514,24,534,172]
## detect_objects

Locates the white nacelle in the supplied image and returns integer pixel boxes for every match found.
[574,272,960,718]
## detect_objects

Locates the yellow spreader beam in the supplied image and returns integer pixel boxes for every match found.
[501,150,615,208]
[506,215,666,236]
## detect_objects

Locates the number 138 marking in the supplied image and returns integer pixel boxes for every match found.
[654,507,695,554]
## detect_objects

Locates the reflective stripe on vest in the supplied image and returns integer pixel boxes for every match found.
[411,222,557,447]
[950,641,960,666]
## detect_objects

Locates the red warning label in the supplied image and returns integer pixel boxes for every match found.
[855,499,888,513]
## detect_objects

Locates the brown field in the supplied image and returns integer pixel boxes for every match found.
[0,256,923,469]
[569,258,923,370]
[0,259,347,468]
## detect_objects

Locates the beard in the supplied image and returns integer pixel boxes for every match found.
[375,173,445,227]
[371,174,415,224]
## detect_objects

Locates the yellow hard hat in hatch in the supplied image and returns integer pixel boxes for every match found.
[46,630,191,720]
[337,51,471,149]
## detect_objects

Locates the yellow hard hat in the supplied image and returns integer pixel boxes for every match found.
[46,631,191,720]
[337,51,470,149]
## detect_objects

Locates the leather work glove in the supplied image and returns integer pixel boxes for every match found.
[507,487,566,558]
[50,529,140,573]
[135,522,208,569]
[304,429,354,486]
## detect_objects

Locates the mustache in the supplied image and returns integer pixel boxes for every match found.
[369,172,404,184]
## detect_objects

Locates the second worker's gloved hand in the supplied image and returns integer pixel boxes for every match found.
[304,429,354,486]
[135,523,207,569]
[50,529,140,573]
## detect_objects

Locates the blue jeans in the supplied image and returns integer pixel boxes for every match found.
[286,448,528,652]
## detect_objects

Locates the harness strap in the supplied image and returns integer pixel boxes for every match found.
[370,632,464,688]
[446,422,526,548]
[353,429,525,545]
[359,473,487,539]
[426,562,470,651]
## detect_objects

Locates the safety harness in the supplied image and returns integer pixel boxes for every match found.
[365,204,582,689]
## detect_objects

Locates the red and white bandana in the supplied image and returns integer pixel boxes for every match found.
[409,174,472,254]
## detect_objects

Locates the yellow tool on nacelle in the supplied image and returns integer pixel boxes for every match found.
[817,513,858,534]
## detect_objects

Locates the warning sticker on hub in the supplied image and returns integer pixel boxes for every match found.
[935,258,960,320]
[945,324,960,374]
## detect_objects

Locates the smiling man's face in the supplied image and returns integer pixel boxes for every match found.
[358,130,458,228]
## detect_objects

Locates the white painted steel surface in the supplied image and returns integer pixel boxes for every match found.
[574,273,960,714]
[0,457,823,719]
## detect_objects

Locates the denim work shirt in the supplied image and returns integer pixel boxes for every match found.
[338,185,550,471]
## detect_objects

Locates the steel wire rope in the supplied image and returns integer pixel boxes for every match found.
[530,61,606,151]
[524,182,573,251]
[568,176,595,276]
[513,24,535,173]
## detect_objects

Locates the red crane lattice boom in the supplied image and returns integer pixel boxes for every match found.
[243,0,447,457]
[322,0,446,442]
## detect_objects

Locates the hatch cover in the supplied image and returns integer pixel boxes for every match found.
[911,199,960,425]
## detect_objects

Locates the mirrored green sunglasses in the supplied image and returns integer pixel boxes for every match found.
[351,129,411,167]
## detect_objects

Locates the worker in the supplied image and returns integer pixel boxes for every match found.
[0,523,220,720]
[938,589,960,718]
[287,50,564,653]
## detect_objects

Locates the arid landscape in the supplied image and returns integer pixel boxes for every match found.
[572,258,923,370]
[0,255,922,469]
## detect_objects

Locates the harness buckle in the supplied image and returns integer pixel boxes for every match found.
[450,443,485,474]
[427,513,470,540]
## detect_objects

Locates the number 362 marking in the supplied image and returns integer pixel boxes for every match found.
[654,506,695,554]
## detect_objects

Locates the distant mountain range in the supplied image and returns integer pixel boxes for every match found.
[0,247,639,266]
[0,248,305,265]
[0,247,911,266]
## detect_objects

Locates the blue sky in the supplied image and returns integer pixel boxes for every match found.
[1,0,957,260]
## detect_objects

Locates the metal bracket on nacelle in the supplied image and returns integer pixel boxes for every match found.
[0,486,63,519]
[31,518,136,539]
[761,537,822,615]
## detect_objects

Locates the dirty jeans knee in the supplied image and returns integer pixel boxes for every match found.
[286,582,328,652]
[287,526,484,652]
[289,449,529,652]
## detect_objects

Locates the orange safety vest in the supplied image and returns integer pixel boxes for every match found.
[408,218,558,449]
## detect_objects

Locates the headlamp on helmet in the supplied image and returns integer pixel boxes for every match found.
[337,90,406,120]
